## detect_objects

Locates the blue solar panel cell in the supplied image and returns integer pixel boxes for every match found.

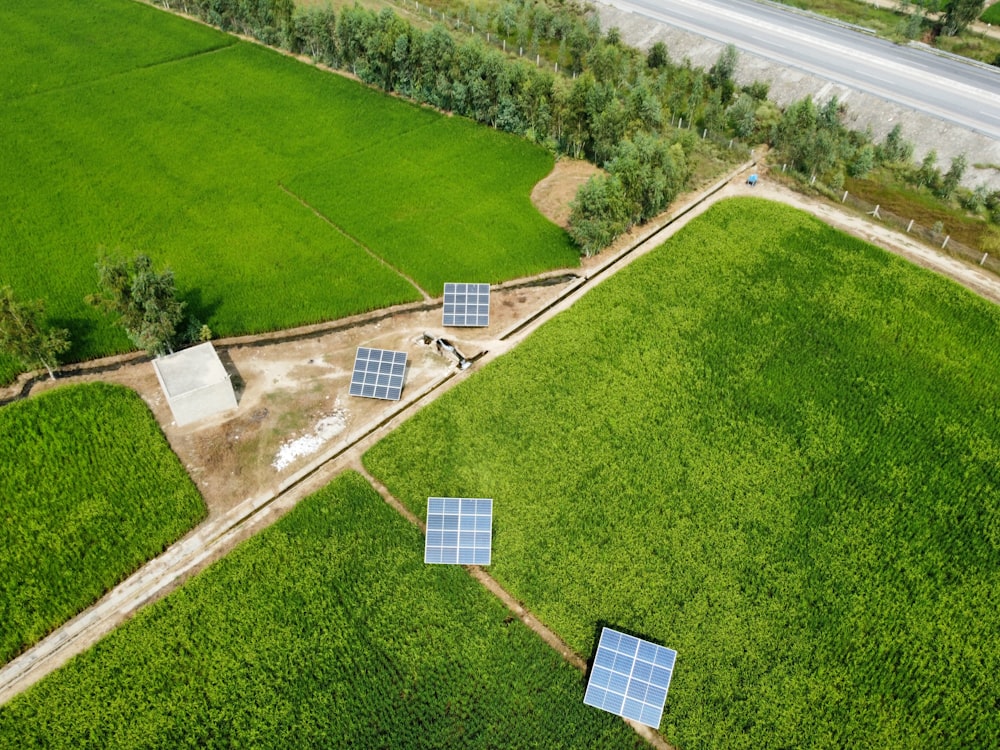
[632,660,653,683]
[424,497,492,565]
[349,347,406,400]
[442,283,490,327]
[584,627,677,729]
[640,704,662,728]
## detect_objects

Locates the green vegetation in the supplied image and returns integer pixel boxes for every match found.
[0,383,206,664]
[365,198,1000,748]
[983,3,1000,24]
[0,472,643,749]
[0,286,70,380]
[1,0,577,384]
[88,254,185,356]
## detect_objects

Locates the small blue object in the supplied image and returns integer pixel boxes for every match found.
[443,283,490,327]
[349,347,407,401]
[425,497,493,565]
[747,174,758,186]
[584,627,677,728]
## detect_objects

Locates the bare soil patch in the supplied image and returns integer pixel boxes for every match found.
[530,158,602,228]
[14,281,579,519]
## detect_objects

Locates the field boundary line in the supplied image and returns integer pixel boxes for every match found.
[6,42,236,103]
[278,182,432,301]
[355,466,675,750]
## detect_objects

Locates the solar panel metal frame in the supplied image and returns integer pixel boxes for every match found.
[442,283,490,327]
[424,497,493,565]
[583,627,677,729]
[348,347,407,401]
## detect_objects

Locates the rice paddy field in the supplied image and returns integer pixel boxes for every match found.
[364,198,1000,749]
[0,472,643,749]
[0,383,206,664]
[0,0,577,384]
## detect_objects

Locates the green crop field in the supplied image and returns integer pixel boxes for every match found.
[0,472,643,749]
[0,383,206,665]
[364,198,1000,748]
[0,0,577,384]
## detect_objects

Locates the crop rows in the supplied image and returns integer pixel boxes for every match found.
[0,472,643,749]
[363,197,1000,748]
[0,383,206,665]
[0,0,576,383]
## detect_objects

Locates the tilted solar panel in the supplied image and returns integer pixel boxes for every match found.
[348,347,407,401]
[443,283,490,327]
[584,627,677,729]
[424,497,492,565]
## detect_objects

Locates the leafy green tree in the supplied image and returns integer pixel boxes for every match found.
[941,0,983,35]
[936,152,967,199]
[726,93,757,138]
[0,286,70,380]
[848,143,876,178]
[916,149,940,188]
[647,41,669,70]
[606,134,685,223]
[876,124,914,165]
[568,174,630,256]
[708,44,739,103]
[88,254,185,357]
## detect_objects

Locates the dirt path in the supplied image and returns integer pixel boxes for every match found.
[2,159,998,746]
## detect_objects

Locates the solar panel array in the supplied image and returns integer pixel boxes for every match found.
[443,283,490,327]
[424,497,493,565]
[348,347,406,401]
[584,627,677,729]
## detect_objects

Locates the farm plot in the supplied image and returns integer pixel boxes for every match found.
[0,472,643,749]
[364,197,1000,749]
[0,383,205,665]
[0,0,576,384]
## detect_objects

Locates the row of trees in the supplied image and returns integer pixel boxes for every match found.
[767,93,1000,221]
[157,0,755,246]
[1,256,192,380]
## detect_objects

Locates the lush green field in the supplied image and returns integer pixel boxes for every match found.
[982,3,1000,25]
[364,198,1000,748]
[0,472,643,749]
[0,0,577,383]
[0,383,206,665]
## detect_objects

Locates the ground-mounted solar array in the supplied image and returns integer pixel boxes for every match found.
[443,283,490,327]
[349,347,407,401]
[424,497,493,565]
[584,628,677,728]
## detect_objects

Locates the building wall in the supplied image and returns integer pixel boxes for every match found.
[168,379,237,426]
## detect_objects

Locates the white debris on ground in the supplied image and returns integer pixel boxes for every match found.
[271,406,348,471]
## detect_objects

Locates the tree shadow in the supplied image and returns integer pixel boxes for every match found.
[214,347,245,405]
[179,287,222,337]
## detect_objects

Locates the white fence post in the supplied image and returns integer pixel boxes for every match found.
[842,190,848,202]
[982,252,989,266]
[869,204,880,219]
[906,219,914,233]
[942,235,950,249]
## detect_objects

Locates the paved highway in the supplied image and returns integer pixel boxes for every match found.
[603,0,1000,139]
